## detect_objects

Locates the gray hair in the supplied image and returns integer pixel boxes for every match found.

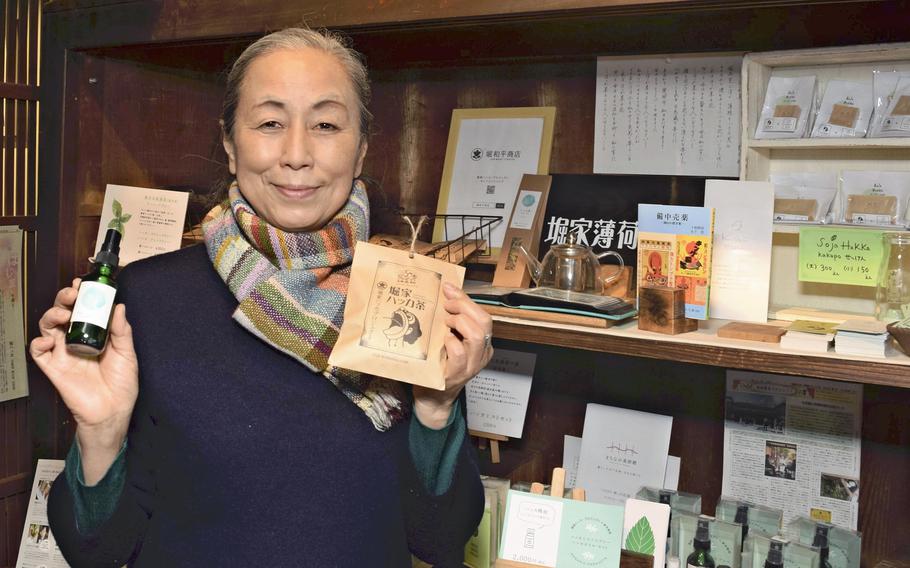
[221,27,373,143]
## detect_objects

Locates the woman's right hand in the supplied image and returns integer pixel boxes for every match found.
[30,279,139,484]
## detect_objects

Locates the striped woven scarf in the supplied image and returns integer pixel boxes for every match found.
[201,180,408,431]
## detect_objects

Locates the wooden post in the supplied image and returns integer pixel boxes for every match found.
[469,429,509,464]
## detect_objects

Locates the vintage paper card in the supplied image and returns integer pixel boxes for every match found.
[576,403,672,505]
[434,107,556,257]
[329,242,465,390]
[704,180,774,323]
[499,490,624,568]
[798,226,883,287]
[0,227,28,403]
[95,184,189,265]
[465,349,536,438]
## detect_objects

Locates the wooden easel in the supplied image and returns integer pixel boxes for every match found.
[470,429,509,464]
[493,468,652,568]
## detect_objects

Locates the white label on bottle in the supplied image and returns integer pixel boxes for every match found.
[763,116,798,132]
[70,281,116,329]
[851,213,892,225]
[687,563,705,568]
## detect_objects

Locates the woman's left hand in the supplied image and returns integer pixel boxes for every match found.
[412,282,493,429]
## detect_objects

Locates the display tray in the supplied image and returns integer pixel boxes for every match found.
[490,315,910,387]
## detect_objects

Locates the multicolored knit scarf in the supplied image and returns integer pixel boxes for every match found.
[201,180,408,431]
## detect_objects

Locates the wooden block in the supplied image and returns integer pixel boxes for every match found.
[638,285,697,334]
[571,487,586,501]
[549,467,566,498]
[717,321,787,343]
[530,482,546,494]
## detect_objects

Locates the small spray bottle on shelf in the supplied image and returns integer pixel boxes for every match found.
[66,228,121,355]
[812,524,833,568]
[734,503,750,541]
[686,517,716,568]
[764,539,785,568]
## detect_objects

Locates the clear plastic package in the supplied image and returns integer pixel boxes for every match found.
[636,487,702,514]
[785,517,861,568]
[769,172,839,224]
[839,170,910,227]
[877,76,910,137]
[810,80,873,138]
[743,534,820,568]
[755,76,817,139]
[868,69,910,137]
[672,513,743,568]
[716,497,784,539]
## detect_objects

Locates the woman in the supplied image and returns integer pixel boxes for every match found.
[31,28,491,567]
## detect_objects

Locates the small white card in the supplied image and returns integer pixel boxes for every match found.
[705,180,774,323]
[562,435,583,489]
[576,403,672,505]
[466,349,536,438]
[16,459,65,568]
[664,455,681,491]
[509,190,543,230]
[95,184,190,266]
[623,498,671,568]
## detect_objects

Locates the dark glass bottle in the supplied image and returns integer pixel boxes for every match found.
[686,518,716,568]
[812,524,832,568]
[734,503,750,541]
[66,229,121,355]
[764,539,785,568]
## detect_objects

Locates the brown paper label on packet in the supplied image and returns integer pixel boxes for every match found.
[774,198,817,221]
[892,95,910,116]
[328,241,464,390]
[773,104,801,118]
[845,194,897,221]
[829,103,859,128]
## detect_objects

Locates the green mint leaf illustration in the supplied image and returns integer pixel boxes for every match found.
[108,199,132,237]
[625,516,656,555]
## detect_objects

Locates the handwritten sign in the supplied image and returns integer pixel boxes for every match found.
[798,227,883,287]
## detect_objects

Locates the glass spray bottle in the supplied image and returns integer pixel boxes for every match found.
[66,228,121,355]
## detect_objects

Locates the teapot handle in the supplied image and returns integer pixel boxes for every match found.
[596,251,625,285]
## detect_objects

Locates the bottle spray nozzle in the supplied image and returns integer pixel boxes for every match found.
[659,490,673,505]
[695,518,711,547]
[94,228,122,267]
[767,540,784,566]
[812,524,830,548]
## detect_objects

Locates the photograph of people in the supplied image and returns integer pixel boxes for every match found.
[30,27,492,567]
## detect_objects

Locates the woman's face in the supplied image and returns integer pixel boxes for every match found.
[223,47,366,232]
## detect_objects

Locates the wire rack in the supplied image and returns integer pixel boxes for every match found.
[396,212,503,263]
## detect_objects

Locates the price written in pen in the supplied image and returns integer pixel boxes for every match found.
[798,228,883,287]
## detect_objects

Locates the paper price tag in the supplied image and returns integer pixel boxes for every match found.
[798,226,883,287]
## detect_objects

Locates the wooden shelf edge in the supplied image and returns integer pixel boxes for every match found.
[492,319,910,387]
[747,138,910,150]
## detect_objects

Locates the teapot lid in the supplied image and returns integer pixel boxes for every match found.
[551,230,590,256]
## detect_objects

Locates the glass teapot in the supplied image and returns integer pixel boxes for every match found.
[517,231,624,294]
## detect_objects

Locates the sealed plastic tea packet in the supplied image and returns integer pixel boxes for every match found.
[755,76,816,139]
[329,218,465,390]
[810,80,873,138]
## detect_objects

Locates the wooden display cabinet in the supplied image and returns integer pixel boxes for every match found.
[25,1,910,566]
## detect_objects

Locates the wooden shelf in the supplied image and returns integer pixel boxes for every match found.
[748,138,910,150]
[491,315,910,387]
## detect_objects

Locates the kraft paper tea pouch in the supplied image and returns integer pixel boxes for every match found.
[769,172,838,223]
[811,80,873,138]
[755,76,816,139]
[840,170,910,227]
[329,241,465,390]
[774,198,818,221]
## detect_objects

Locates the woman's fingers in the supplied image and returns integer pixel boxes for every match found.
[107,304,137,360]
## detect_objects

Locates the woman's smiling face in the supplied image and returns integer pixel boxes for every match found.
[223,47,366,232]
